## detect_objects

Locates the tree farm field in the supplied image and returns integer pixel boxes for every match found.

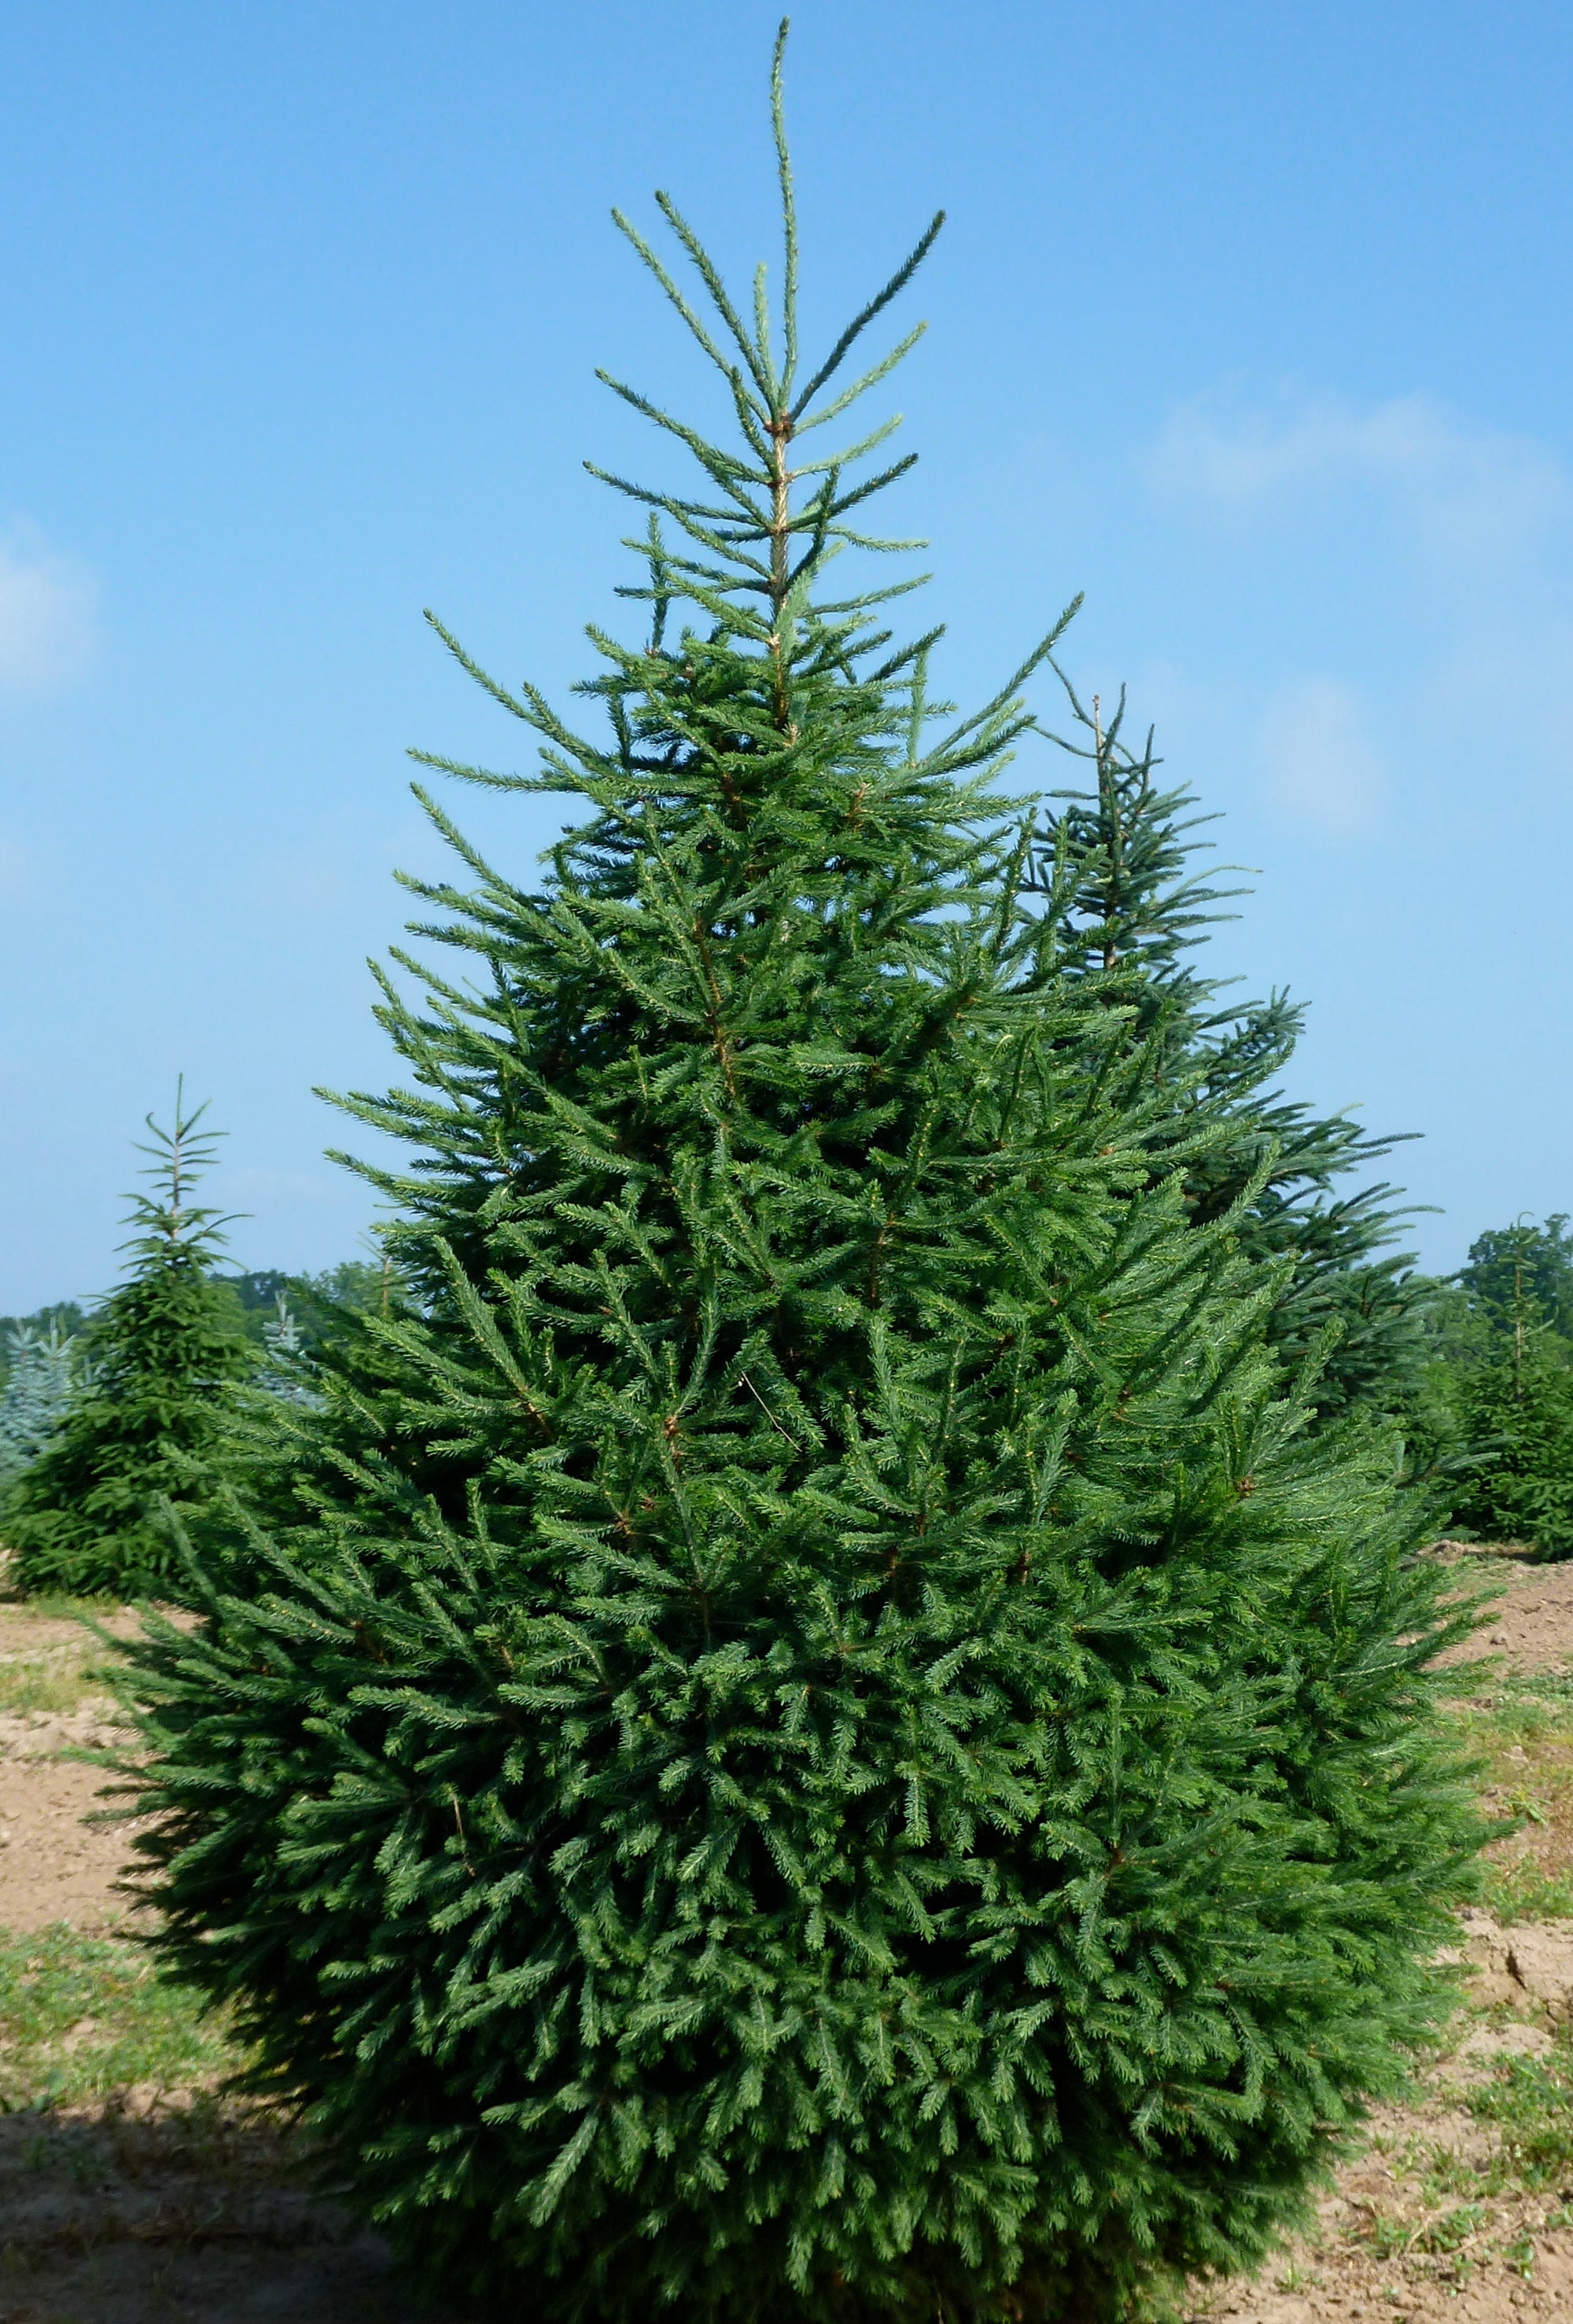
[0,1556,1570,2324]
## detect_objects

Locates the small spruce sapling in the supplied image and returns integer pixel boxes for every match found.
[5,1086,255,1598]
[1448,1225,1573,1557]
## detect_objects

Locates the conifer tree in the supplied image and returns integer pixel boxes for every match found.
[1445,1225,1573,1556]
[1027,691,1431,1420]
[1459,1215,1573,1350]
[257,1291,316,1406]
[1448,1342,1573,1556]
[6,1088,254,1598]
[0,1319,86,1486]
[120,35,1482,2322]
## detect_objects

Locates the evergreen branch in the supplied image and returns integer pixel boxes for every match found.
[868,624,945,685]
[421,611,597,756]
[823,451,919,521]
[751,260,775,396]
[812,576,935,618]
[789,413,904,477]
[823,525,929,553]
[653,191,775,403]
[928,597,1084,759]
[581,468,775,574]
[794,325,927,434]
[785,468,838,596]
[771,17,799,392]
[610,208,768,414]
[788,212,945,421]
[594,371,768,511]
[407,749,534,795]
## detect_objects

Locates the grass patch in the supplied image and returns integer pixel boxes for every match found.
[1338,2035,1573,2293]
[0,1591,127,1620]
[0,1923,238,2112]
[1481,1859,1573,1921]
[0,1646,108,1718]
[0,1598,130,1717]
[1465,2039,1573,2197]
[1453,1673,1573,1919]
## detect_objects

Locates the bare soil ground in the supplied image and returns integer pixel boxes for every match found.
[0,1610,148,1941]
[5,1558,1573,2323]
[0,1604,443,2323]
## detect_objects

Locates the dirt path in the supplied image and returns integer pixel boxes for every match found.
[5,1563,1573,2323]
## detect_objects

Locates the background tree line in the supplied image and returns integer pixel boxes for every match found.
[9,1168,1569,1584]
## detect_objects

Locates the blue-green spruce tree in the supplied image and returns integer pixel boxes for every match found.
[120,37,1483,2322]
[0,1319,85,1489]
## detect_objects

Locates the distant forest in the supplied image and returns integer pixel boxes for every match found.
[0,1259,395,1390]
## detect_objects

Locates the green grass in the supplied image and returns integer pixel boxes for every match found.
[0,1590,127,1620]
[1450,1673,1573,1921]
[1342,2039,1573,2292]
[0,1599,129,1716]
[0,1648,105,1717]
[0,1923,238,2112]
[1465,2042,1573,2197]
[1481,1859,1573,1920]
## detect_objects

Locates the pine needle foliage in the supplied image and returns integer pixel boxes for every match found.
[6,1087,254,1598]
[120,33,1483,2322]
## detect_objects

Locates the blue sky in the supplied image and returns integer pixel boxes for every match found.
[3,0,1571,1310]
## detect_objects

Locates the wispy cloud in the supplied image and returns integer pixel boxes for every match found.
[0,526,98,693]
[1145,389,1567,551]
[1140,388,1573,826]
[1259,677,1384,831]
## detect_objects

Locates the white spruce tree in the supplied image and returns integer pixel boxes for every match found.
[120,35,1483,2322]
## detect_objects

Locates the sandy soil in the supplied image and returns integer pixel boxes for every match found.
[0,1708,145,1939]
[4,1562,1573,2324]
[1440,1543,1573,1674]
[0,1609,143,1936]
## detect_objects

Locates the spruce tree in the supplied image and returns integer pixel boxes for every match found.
[1459,1215,1573,1350]
[1448,1343,1573,1556]
[120,36,1483,2322]
[6,1087,255,1598]
[0,1318,85,1487]
[1445,1226,1573,1556]
[1026,691,1431,1421]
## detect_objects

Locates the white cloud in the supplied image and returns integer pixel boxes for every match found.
[1139,387,1573,824]
[0,527,98,693]
[1259,678,1384,831]
[1145,390,1571,579]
